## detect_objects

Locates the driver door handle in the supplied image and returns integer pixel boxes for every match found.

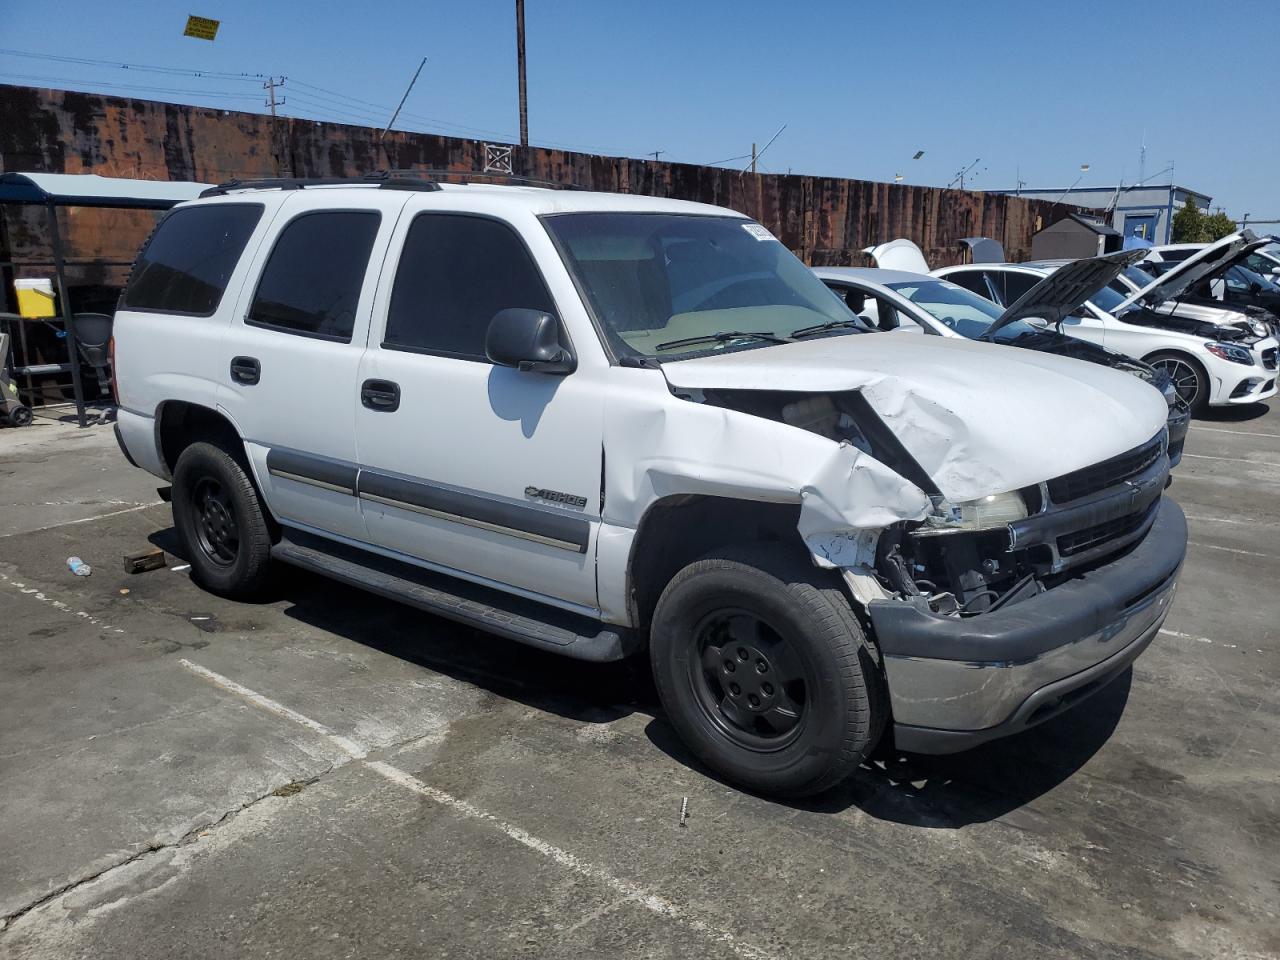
[361,379,401,412]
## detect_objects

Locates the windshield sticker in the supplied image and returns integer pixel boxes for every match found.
[742,223,776,242]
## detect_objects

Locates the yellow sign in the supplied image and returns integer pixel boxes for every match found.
[183,15,220,41]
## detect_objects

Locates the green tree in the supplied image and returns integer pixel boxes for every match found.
[1171,198,1205,242]
[1202,211,1237,242]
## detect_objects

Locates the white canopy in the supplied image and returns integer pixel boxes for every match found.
[0,172,211,209]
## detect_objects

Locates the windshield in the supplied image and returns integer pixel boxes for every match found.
[1083,281,1128,314]
[542,213,856,358]
[1123,265,1157,288]
[885,278,1043,341]
[1229,264,1280,292]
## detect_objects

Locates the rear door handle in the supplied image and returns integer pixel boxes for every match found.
[361,379,401,412]
[230,356,260,385]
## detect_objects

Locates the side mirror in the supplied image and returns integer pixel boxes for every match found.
[1249,281,1263,294]
[485,308,575,374]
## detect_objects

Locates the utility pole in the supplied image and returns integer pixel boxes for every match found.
[516,0,528,147]
[264,76,286,176]
[648,150,664,162]
[750,143,757,174]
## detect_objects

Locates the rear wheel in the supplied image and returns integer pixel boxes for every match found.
[172,441,273,597]
[1146,351,1209,414]
[650,545,886,797]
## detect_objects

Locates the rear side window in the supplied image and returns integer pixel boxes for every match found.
[122,204,263,315]
[993,272,1039,305]
[247,211,381,341]
[945,270,990,299]
[384,214,554,360]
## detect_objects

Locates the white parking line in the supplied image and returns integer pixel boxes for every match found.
[1184,514,1274,526]
[179,659,367,759]
[177,659,777,960]
[1160,628,1239,649]
[12,501,164,536]
[1191,425,1280,440]
[1182,453,1280,466]
[1188,540,1275,560]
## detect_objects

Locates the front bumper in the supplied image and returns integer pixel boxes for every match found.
[867,498,1187,754]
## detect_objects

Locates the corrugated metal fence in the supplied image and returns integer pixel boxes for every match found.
[0,84,1079,278]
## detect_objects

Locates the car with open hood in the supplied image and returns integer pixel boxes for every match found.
[813,251,1189,465]
[1141,239,1280,330]
[112,177,1186,797]
[926,235,1279,413]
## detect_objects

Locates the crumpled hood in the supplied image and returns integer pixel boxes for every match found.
[661,334,1168,501]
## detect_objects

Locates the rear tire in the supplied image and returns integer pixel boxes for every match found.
[1146,351,1209,415]
[172,441,273,598]
[649,545,886,798]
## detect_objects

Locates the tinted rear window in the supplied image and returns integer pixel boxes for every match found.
[247,211,381,341]
[122,204,263,315]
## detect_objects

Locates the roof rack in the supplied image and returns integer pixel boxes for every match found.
[199,171,442,198]
[383,169,585,191]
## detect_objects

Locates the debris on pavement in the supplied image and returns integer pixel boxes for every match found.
[679,797,689,827]
[122,547,167,574]
[66,556,91,577]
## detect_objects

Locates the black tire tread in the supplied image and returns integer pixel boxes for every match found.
[651,543,886,797]
[172,441,273,598]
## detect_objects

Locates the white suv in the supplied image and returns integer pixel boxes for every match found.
[112,174,1186,796]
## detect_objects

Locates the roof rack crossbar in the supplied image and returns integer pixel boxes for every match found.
[370,169,585,191]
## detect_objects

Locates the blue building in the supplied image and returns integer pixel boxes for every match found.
[988,184,1212,245]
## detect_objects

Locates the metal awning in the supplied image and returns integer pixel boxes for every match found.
[0,172,211,209]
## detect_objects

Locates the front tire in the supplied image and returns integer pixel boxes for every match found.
[650,546,886,797]
[1146,351,1209,415]
[172,441,273,598]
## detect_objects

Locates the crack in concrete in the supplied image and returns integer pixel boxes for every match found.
[0,766,334,931]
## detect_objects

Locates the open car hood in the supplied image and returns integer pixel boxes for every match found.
[1120,230,1271,310]
[864,238,930,273]
[660,334,1167,501]
[983,249,1147,336]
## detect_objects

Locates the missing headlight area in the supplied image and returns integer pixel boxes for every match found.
[878,520,1042,617]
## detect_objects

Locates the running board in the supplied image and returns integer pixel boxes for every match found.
[272,530,636,662]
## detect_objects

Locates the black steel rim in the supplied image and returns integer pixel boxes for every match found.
[1150,358,1201,408]
[688,608,810,751]
[192,476,239,566]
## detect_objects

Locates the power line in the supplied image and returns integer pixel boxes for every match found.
[0,72,262,101]
[0,47,265,81]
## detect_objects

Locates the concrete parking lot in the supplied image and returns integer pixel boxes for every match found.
[1,407,1277,960]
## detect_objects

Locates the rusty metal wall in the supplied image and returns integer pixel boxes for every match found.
[1,84,1075,283]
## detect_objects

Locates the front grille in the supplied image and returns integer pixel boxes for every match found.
[1263,347,1277,371]
[1047,433,1164,503]
[1057,503,1154,557]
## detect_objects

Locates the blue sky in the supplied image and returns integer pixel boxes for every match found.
[3,0,1276,216]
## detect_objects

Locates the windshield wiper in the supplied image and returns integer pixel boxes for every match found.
[789,318,866,339]
[654,330,790,352]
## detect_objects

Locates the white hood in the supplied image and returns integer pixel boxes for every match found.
[661,334,1168,501]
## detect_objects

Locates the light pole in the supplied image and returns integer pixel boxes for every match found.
[516,0,528,147]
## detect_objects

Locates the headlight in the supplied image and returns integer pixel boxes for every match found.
[919,490,1028,535]
[1205,342,1255,366]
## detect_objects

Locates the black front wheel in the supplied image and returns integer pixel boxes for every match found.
[650,545,887,797]
[172,441,273,597]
